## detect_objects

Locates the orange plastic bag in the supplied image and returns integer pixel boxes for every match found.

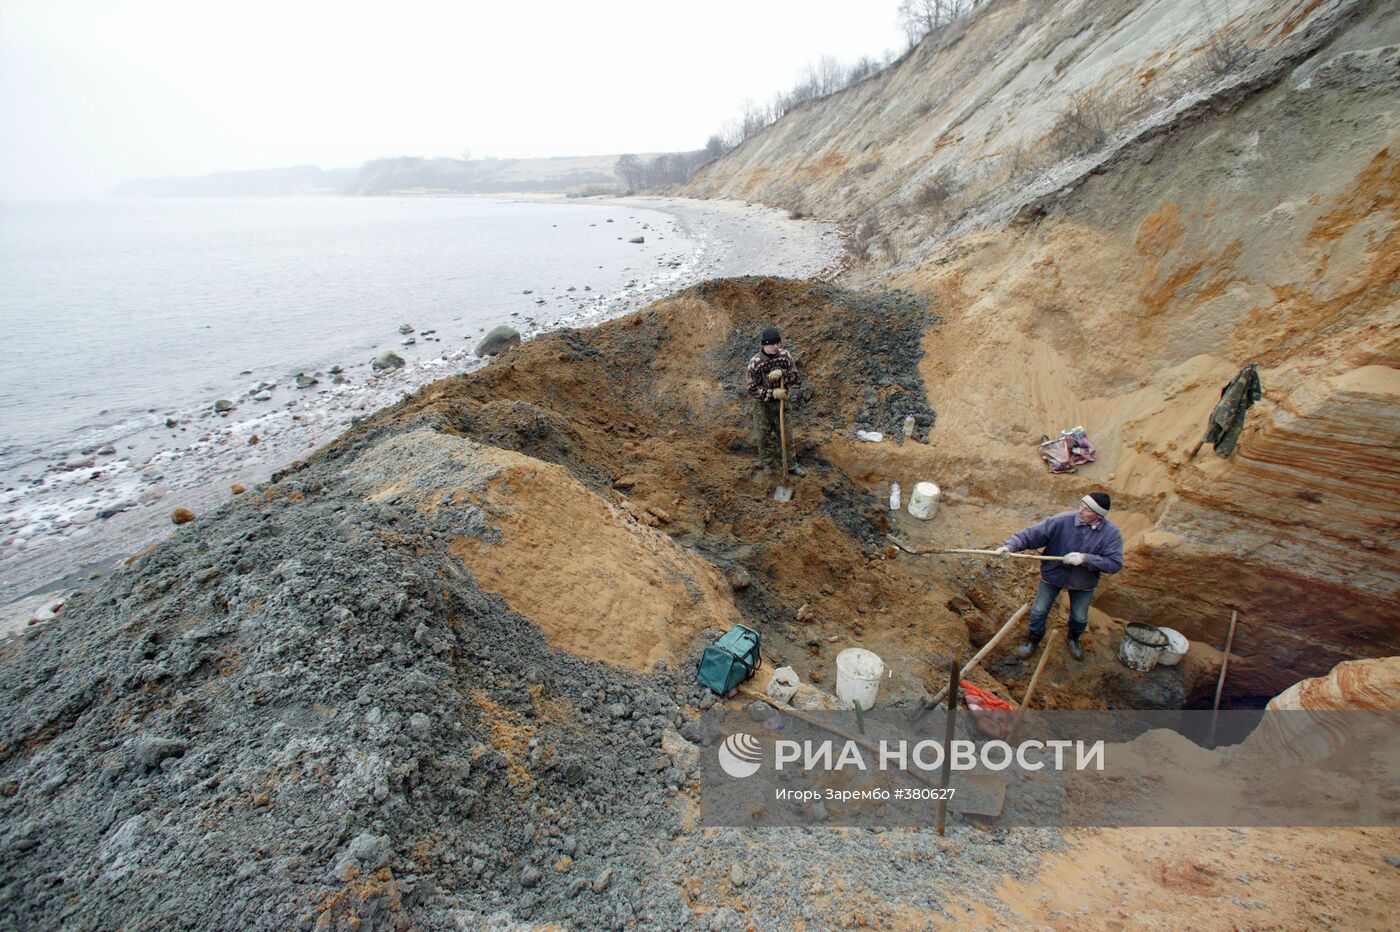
[960,680,1014,739]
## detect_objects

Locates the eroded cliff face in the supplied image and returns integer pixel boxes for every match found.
[685,0,1399,702]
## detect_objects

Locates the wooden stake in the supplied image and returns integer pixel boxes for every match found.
[1020,629,1058,710]
[1008,630,1058,743]
[937,649,960,836]
[1207,610,1238,746]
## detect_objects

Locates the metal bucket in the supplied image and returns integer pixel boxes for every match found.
[1117,622,1169,672]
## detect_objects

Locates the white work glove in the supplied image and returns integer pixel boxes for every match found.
[1062,552,1085,566]
[994,546,1010,556]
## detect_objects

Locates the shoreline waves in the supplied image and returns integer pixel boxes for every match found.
[0,196,843,623]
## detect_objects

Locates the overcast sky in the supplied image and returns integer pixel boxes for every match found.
[0,0,905,198]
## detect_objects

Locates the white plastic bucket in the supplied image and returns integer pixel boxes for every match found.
[835,648,885,710]
[1155,627,1190,666]
[907,482,940,520]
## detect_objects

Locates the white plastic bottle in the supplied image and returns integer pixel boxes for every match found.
[889,481,901,511]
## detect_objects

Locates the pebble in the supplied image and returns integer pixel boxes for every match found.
[134,736,187,769]
[591,867,613,893]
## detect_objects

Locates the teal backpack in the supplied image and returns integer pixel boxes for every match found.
[696,624,762,696]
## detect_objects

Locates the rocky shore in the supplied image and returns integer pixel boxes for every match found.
[0,197,843,626]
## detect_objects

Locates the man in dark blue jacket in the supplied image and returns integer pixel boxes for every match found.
[997,492,1123,661]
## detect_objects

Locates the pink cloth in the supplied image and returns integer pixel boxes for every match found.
[1039,430,1096,473]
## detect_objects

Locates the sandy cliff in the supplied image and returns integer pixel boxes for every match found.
[686,0,1399,701]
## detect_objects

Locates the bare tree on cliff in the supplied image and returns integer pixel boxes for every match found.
[899,0,980,46]
[739,98,771,141]
[704,135,731,161]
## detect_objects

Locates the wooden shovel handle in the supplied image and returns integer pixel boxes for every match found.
[886,537,1065,562]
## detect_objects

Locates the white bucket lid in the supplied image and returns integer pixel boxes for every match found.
[1157,627,1190,657]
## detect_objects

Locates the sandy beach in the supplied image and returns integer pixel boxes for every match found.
[0,196,843,631]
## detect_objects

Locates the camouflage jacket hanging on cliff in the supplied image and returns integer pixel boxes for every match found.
[1201,362,1263,458]
[746,348,802,402]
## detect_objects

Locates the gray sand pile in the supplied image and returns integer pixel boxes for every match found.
[0,425,696,930]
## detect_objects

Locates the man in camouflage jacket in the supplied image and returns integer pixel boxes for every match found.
[746,326,806,476]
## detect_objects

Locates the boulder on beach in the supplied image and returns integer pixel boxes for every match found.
[629,236,645,244]
[398,323,414,334]
[213,400,234,413]
[475,326,522,357]
[170,508,195,525]
[372,352,405,371]
[231,484,246,495]
[294,374,318,389]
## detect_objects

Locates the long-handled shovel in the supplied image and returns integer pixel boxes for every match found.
[772,371,794,503]
[886,536,1066,562]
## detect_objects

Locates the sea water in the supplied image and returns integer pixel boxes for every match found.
[0,196,694,464]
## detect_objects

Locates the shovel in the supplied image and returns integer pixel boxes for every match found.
[886,536,1065,562]
[772,371,794,503]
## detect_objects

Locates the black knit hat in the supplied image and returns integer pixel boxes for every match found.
[1082,491,1111,516]
[760,326,781,345]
